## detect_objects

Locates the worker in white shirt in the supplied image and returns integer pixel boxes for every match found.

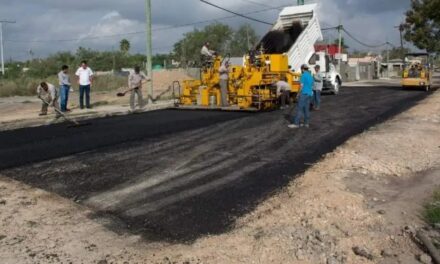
[312,65,323,110]
[37,82,60,116]
[75,60,94,109]
[201,42,216,67]
[201,42,215,58]
[128,66,150,111]
[275,77,292,110]
[218,62,230,107]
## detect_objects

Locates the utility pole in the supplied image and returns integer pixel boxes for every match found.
[386,42,390,78]
[246,25,250,50]
[395,24,404,50]
[145,0,153,104]
[395,24,405,62]
[0,20,16,75]
[337,22,343,72]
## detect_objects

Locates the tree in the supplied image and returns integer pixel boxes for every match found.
[173,23,234,65]
[382,47,411,60]
[120,39,131,54]
[404,0,440,53]
[229,24,259,56]
[333,37,349,51]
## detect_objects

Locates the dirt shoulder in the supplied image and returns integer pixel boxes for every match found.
[0,69,192,131]
[0,90,439,264]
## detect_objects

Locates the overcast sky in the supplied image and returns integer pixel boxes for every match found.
[0,0,410,61]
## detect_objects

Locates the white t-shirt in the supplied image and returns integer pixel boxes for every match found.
[37,83,57,99]
[313,72,323,91]
[201,46,214,57]
[276,80,291,96]
[75,67,94,86]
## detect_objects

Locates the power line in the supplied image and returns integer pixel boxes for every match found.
[238,0,281,10]
[5,5,287,44]
[342,28,390,48]
[200,0,273,25]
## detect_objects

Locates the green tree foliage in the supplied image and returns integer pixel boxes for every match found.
[120,39,131,54]
[173,23,233,65]
[404,0,440,52]
[173,23,259,64]
[12,47,147,79]
[229,24,259,56]
[382,47,411,60]
[333,38,349,51]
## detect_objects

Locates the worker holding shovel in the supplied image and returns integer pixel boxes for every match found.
[127,66,150,112]
[37,82,60,118]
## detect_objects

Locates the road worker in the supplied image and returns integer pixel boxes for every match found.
[312,65,323,110]
[275,77,291,110]
[128,66,149,112]
[201,42,216,67]
[288,64,314,129]
[37,82,60,117]
[219,61,230,107]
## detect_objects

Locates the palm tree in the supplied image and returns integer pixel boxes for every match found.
[120,39,131,54]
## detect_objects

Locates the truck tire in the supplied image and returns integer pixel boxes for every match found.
[332,78,341,95]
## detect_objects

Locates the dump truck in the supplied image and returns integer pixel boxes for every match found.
[174,3,330,111]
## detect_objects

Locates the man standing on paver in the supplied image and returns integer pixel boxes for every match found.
[75,60,94,109]
[37,82,60,117]
[128,66,149,112]
[219,61,230,107]
[288,64,314,129]
[58,65,71,112]
[312,65,323,110]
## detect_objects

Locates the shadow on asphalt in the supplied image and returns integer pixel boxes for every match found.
[0,86,431,243]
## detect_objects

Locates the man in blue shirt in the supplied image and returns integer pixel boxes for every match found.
[288,64,314,128]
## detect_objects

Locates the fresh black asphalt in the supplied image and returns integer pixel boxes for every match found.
[0,86,430,243]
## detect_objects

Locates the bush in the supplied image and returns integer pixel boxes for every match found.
[0,75,126,98]
[424,189,440,226]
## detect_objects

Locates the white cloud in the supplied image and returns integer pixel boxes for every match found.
[79,11,143,41]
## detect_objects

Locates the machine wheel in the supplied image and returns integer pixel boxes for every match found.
[332,78,341,95]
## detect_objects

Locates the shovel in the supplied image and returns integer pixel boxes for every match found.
[39,96,91,128]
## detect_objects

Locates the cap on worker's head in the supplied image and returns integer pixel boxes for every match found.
[301,64,309,70]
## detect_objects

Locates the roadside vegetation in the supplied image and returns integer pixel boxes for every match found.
[424,189,440,226]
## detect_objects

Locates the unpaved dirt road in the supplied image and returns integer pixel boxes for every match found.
[0,85,431,244]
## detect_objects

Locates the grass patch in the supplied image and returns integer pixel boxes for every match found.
[424,189,440,226]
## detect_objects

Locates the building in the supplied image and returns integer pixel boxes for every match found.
[314,44,341,57]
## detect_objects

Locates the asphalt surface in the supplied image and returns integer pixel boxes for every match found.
[0,85,431,243]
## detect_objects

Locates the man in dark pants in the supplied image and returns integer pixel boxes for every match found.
[275,77,291,109]
[58,65,71,112]
[288,64,314,129]
[75,60,94,109]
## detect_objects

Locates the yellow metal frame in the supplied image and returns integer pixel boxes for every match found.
[179,54,301,111]
[401,54,433,90]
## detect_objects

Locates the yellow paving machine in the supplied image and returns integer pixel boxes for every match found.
[174,53,301,111]
[402,53,433,91]
[173,4,324,111]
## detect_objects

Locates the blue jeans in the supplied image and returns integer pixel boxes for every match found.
[313,90,321,109]
[59,85,70,111]
[293,94,312,125]
[79,85,91,108]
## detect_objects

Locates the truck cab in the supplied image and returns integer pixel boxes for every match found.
[308,52,342,94]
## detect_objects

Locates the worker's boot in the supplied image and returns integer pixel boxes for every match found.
[39,112,47,116]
